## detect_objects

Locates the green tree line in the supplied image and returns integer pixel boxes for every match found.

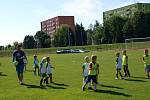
[21,11,150,49]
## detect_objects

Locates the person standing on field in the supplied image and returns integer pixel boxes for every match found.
[122,50,130,77]
[82,55,99,91]
[143,49,150,78]
[115,52,124,79]
[13,44,27,85]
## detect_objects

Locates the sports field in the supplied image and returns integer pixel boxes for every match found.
[0,49,150,100]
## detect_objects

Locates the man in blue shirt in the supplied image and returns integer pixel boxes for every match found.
[13,44,27,85]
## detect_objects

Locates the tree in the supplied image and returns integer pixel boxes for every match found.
[75,23,87,46]
[123,11,150,39]
[53,24,70,47]
[103,15,127,43]
[0,46,4,50]
[34,31,51,48]
[23,35,35,49]
[87,21,104,45]
[87,24,94,45]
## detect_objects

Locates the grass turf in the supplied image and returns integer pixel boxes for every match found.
[0,49,150,100]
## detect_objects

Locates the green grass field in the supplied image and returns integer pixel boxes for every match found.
[0,49,150,100]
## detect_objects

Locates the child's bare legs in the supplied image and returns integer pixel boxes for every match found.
[40,77,44,86]
[34,68,36,76]
[116,69,123,79]
[83,76,91,89]
[126,65,130,77]
[116,69,119,79]
[119,71,124,79]
[37,68,40,75]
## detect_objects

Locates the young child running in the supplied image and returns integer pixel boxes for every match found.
[33,55,39,76]
[115,53,124,79]
[143,49,150,78]
[45,56,54,84]
[82,56,92,89]
[39,57,47,86]
[122,50,130,77]
[82,55,99,91]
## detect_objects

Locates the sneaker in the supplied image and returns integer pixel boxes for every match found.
[19,81,24,85]
[121,77,124,80]
[115,77,118,80]
[146,76,150,79]
[88,87,93,90]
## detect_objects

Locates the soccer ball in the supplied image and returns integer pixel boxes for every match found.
[13,61,18,66]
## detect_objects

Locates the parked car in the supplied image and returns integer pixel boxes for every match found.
[72,49,86,53]
[56,49,89,54]
[56,49,72,54]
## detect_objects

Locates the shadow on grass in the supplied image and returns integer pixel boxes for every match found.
[131,76,148,79]
[94,89,132,97]
[100,84,123,89]
[22,83,46,89]
[46,85,67,89]
[52,82,69,86]
[125,78,147,82]
[0,72,8,76]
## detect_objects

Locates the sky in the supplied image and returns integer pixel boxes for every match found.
[0,0,149,46]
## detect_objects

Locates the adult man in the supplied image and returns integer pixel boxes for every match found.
[13,44,27,85]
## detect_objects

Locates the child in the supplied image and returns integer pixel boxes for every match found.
[82,56,92,89]
[122,50,130,77]
[115,53,123,79]
[23,56,28,72]
[45,56,54,84]
[33,55,39,76]
[82,55,99,91]
[39,57,47,86]
[143,49,150,78]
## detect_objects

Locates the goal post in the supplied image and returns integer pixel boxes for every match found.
[125,37,150,50]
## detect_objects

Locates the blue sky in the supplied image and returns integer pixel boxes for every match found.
[0,0,149,46]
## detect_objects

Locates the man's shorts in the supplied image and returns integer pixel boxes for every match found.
[85,75,97,84]
[16,64,24,74]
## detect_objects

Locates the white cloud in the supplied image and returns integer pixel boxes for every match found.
[62,0,103,28]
